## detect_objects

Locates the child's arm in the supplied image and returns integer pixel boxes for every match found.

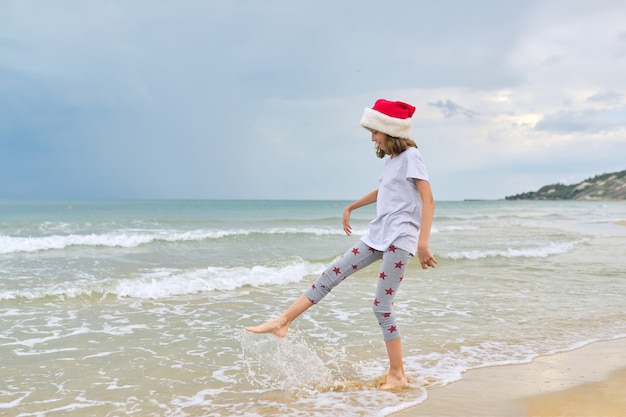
[342,189,378,236]
[415,179,437,269]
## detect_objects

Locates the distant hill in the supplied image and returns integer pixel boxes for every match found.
[505,169,626,201]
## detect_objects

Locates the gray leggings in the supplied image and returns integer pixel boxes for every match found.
[303,241,411,341]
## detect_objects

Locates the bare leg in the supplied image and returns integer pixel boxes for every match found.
[245,294,313,338]
[379,337,408,389]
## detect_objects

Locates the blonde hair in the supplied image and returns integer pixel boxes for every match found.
[376,135,418,159]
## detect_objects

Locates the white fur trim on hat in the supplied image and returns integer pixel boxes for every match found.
[360,107,413,139]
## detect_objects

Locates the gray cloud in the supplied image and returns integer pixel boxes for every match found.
[586,91,622,104]
[534,108,626,133]
[428,100,478,118]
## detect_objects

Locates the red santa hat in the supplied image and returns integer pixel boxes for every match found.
[360,99,416,139]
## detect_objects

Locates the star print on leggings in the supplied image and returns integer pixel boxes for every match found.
[301,240,410,340]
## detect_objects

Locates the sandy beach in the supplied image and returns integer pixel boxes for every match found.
[392,337,626,417]
[615,220,626,227]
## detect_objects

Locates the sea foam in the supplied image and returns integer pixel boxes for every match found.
[445,240,582,260]
[114,260,324,299]
[0,227,347,254]
[0,259,324,301]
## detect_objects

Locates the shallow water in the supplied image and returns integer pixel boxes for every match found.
[1,200,625,416]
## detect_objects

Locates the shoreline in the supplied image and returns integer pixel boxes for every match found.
[391,337,626,417]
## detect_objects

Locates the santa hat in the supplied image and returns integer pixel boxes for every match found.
[360,99,416,139]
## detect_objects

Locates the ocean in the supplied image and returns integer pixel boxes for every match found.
[1,199,625,416]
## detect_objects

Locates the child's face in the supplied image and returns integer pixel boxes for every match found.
[370,130,388,152]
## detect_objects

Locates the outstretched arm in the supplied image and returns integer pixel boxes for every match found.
[342,189,378,236]
[415,179,437,269]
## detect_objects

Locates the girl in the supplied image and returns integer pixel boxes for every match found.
[246,99,437,390]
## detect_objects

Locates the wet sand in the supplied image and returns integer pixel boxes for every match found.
[391,338,626,417]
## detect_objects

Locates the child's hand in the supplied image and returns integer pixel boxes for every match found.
[342,208,352,236]
[418,246,437,269]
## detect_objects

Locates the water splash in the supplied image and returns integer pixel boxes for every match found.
[239,331,334,391]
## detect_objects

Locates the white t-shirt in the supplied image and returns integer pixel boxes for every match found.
[361,147,429,255]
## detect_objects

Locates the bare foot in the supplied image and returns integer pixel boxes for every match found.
[378,372,408,390]
[245,318,289,338]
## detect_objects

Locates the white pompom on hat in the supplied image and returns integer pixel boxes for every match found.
[360,99,416,139]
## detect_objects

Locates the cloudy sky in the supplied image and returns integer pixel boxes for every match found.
[1,0,625,201]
